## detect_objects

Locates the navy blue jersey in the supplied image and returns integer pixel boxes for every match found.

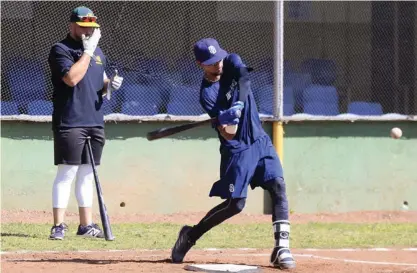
[200,53,266,154]
[48,34,107,131]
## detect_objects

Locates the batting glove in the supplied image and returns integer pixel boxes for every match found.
[231,101,244,110]
[218,101,244,125]
[107,74,124,92]
[82,28,101,57]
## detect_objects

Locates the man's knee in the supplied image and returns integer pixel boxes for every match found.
[229,198,246,215]
[264,177,287,198]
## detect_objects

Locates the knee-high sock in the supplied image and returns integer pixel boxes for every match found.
[264,177,289,222]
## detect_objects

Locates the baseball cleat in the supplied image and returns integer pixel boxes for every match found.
[171,225,195,263]
[76,223,105,238]
[270,247,296,270]
[49,223,68,240]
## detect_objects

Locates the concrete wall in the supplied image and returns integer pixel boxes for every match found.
[2,121,416,215]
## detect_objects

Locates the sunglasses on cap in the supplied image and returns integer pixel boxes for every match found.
[77,15,97,22]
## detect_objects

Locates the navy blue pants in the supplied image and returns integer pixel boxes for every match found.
[210,135,283,199]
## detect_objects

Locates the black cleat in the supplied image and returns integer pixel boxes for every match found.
[270,247,296,270]
[171,225,195,263]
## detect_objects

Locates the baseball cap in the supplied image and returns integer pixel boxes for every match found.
[70,6,100,28]
[193,38,228,65]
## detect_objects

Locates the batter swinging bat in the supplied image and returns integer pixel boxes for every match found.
[85,136,115,241]
[146,67,253,141]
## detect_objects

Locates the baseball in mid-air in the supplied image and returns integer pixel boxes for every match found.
[390,127,402,139]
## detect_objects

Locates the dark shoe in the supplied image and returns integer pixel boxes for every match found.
[171,225,195,263]
[270,247,296,270]
[49,223,68,240]
[76,223,105,238]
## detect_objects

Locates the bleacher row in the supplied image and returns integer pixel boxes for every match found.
[1,57,384,116]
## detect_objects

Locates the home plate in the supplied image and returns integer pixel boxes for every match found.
[184,264,260,273]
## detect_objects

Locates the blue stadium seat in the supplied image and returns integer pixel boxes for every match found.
[304,102,339,116]
[121,101,159,115]
[169,85,200,103]
[251,71,272,92]
[121,84,162,115]
[347,101,383,115]
[292,72,312,108]
[7,58,48,106]
[175,58,202,86]
[166,85,202,115]
[168,71,183,85]
[300,58,337,86]
[27,100,53,115]
[303,85,338,105]
[1,101,19,115]
[167,102,205,115]
[257,58,294,87]
[256,85,295,116]
[101,98,117,115]
[137,57,169,85]
[122,84,163,105]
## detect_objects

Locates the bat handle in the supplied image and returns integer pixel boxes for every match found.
[107,70,118,101]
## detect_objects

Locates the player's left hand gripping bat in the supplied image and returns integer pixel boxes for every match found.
[146,67,253,141]
[85,136,115,241]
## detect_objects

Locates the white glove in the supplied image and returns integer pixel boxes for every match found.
[108,73,123,92]
[82,28,101,57]
[106,70,123,100]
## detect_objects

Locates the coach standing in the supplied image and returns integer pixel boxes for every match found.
[47,6,123,240]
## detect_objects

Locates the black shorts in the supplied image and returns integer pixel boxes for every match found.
[53,127,105,166]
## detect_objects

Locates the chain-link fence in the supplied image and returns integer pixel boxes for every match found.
[1,1,416,121]
[283,1,416,119]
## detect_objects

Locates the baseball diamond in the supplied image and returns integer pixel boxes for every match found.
[1,1,417,273]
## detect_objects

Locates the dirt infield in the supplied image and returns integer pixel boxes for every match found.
[2,249,417,273]
[2,210,417,273]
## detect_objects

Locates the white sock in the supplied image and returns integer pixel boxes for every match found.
[52,165,79,208]
[75,164,94,208]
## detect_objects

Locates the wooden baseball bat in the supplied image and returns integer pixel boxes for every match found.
[146,117,216,141]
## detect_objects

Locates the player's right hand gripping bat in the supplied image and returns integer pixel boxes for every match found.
[146,67,253,141]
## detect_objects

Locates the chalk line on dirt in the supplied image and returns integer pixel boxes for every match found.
[2,247,417,255]
[295,254,417,267]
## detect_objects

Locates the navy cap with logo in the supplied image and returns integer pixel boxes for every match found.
[70,6,100,28]
[193,38,228,65]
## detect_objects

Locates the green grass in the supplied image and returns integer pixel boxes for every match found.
[1,223,416,252]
